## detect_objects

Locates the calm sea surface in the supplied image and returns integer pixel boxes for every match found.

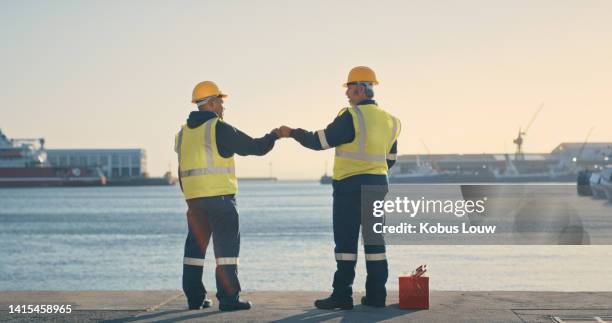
[1,182,611,291]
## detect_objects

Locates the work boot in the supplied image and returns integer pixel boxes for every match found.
[314,295,353,310]
[202,298,212,308]
[361,296,385,308]
[219,299,252,312]
[188,297,213,310]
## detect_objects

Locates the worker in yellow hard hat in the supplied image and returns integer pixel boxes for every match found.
[277,66,400,309]
[176,80,282,311]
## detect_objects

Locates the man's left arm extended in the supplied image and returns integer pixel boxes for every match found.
[217,121,279,157]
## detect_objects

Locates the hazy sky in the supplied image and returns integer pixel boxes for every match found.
[1,1,610,179]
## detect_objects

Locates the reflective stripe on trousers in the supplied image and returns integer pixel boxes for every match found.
[364,253,386,261]
[216,257,239,265]
[335,253,357,261]
[184,257,205,266]
[335,253,386,261]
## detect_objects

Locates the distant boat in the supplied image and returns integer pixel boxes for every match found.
[319,174,332,184]
[320,161,333,184]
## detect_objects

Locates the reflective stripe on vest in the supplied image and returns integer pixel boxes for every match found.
[178,120,235,178]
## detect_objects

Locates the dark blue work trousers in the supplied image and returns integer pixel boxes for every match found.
[182,195,241,307]
[332,189,388,302]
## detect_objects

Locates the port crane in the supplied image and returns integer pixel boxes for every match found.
[419,139,439,171]
[576,127,595,162]
[513,102,544,161]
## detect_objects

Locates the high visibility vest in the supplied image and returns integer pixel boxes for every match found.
[175,118,237,199]
[333,104,401,181]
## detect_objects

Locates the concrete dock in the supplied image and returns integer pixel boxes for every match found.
[1,291,612,322]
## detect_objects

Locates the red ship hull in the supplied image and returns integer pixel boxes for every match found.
[0,167,106,188]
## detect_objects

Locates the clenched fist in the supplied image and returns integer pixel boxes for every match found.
[278,126,293,138]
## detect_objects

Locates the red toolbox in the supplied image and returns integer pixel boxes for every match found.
[399,265,429,309]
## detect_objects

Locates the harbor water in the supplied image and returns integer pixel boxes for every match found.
[1,182,611,292]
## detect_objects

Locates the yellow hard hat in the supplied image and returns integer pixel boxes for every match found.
[343,66,379,87]
[191,81,227,103]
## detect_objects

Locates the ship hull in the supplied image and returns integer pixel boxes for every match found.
[389,173,577,184]
[106,177,176,186]
[0,167,105,188]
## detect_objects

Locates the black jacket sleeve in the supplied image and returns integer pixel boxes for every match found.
[178,167,183,192]
[216,121,279,157]
[387,141,398,169]
[289,110,355,150]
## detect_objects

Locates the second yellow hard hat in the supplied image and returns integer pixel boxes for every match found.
[192,81,227,103]
[344,66,378,87]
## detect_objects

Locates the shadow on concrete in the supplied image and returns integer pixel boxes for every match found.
[101,303,418,323]
[270,303,419,323]
[101,308,222,323]
[127,309,184,321]
[157,310,223,322]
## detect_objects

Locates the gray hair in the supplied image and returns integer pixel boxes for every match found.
[357,82,374,98]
